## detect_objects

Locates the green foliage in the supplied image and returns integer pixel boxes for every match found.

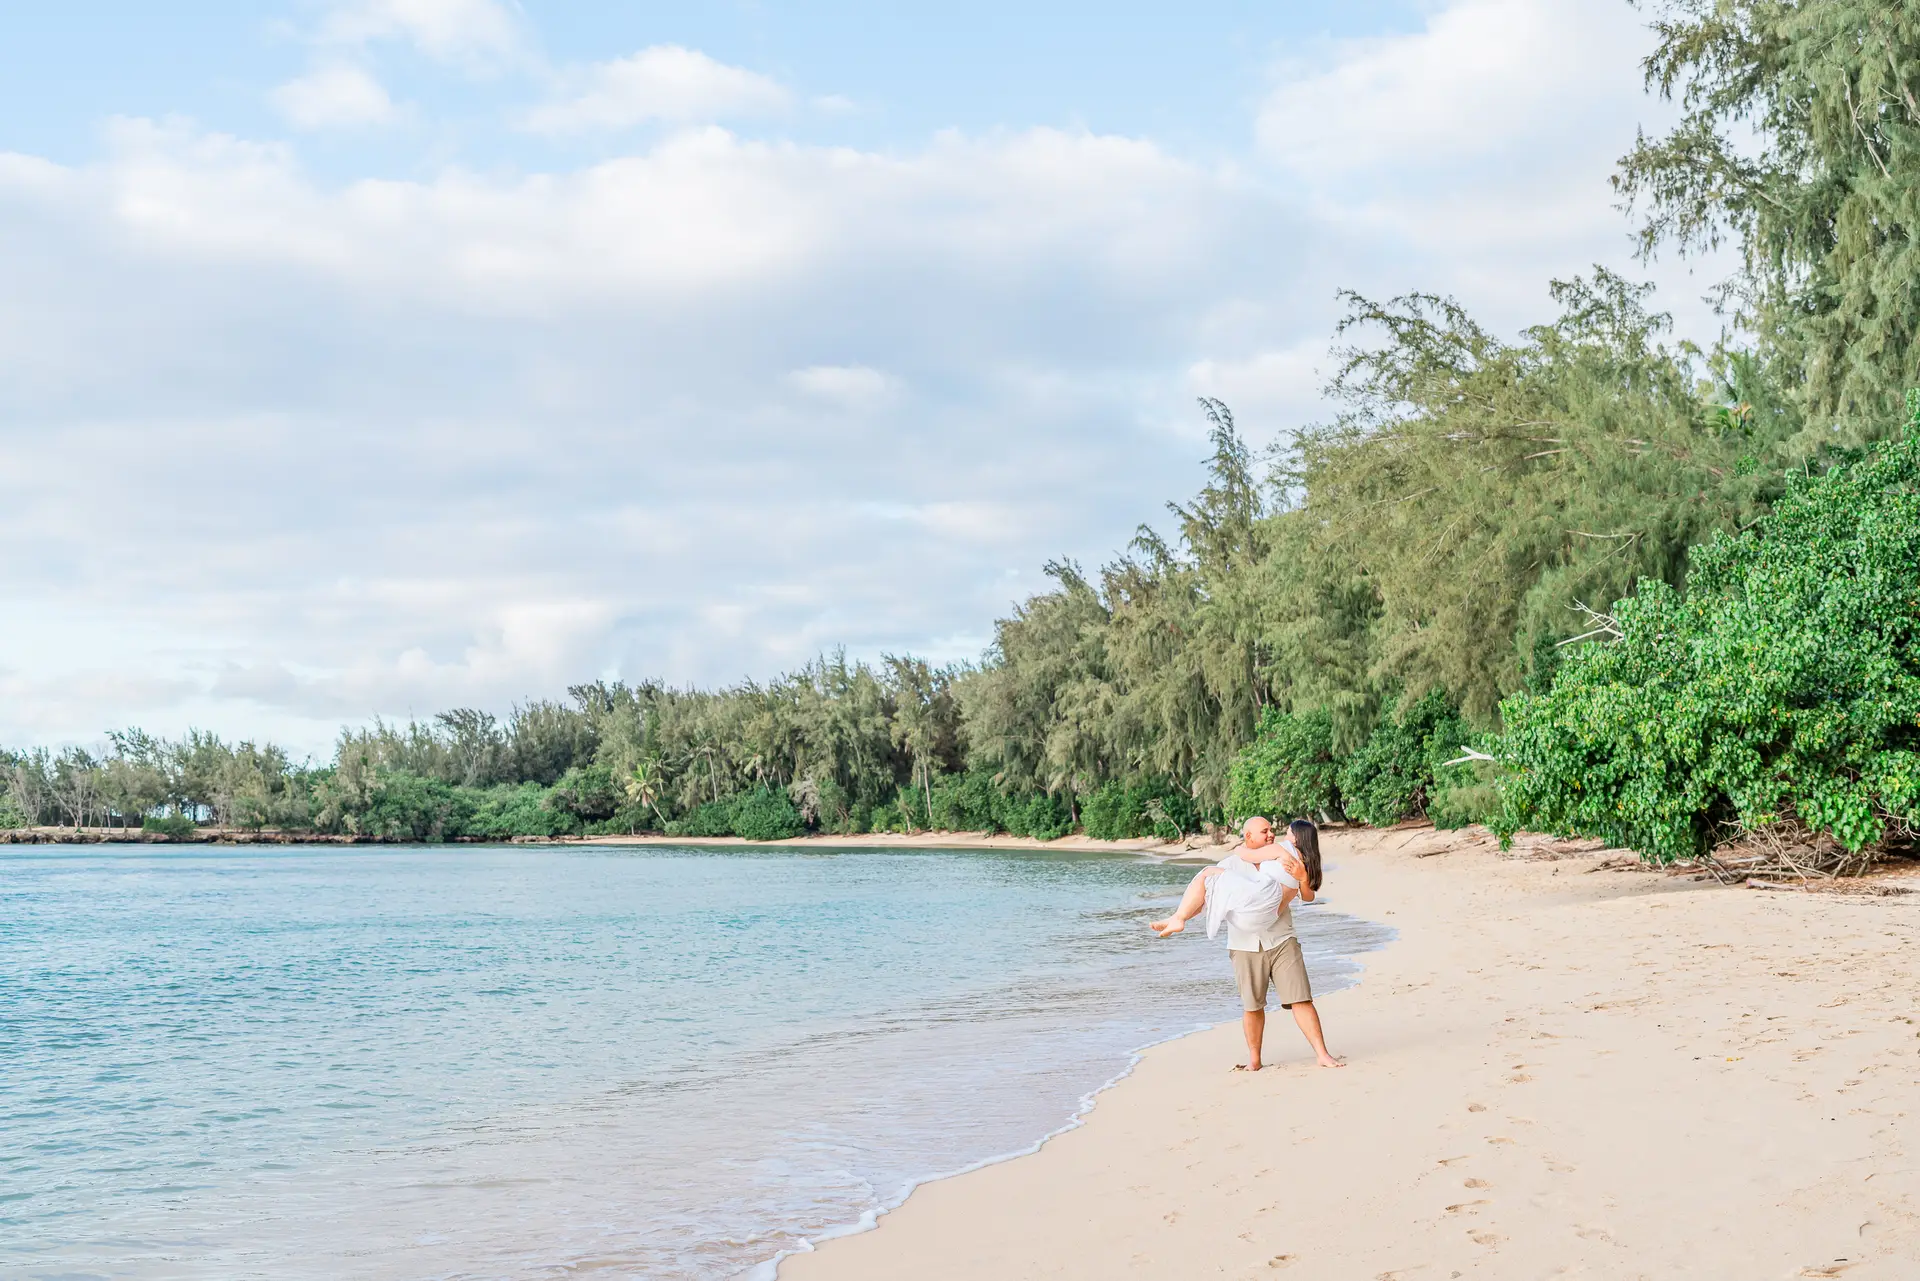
[141,813,197,838]
[928,770,1002,832]
[729,787,806,841]
[546,763,618,825]
[1617,3,1920,442]
[1227,708,1342,823]
[357,770,473,842]
[997,791,1075,841]
[1081,777,1194,841]
[0,796,28,829]
[1427,763,1500,831]
[1495,422,1920,860]
[668,799,737,838]
[1289,275,1789,722]
[466,783,577,838]
[1078,781,1133,840]
[1339,691,1473,829]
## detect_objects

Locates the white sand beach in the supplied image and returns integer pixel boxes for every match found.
[781,826,1920,1280]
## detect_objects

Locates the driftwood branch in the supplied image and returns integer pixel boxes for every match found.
[1441,746,1496,767]
[1558,600,1624,646]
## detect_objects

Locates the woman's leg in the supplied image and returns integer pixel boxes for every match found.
[1287,1000,1343,1067]
[1149,866,1218,937]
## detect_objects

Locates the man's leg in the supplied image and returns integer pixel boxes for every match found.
[1232,948,1269,1070]
[1242,1008,1266,1071]
[1287,1000,1342,1068]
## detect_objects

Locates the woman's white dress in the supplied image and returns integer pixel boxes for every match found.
[1201,855,1300,940]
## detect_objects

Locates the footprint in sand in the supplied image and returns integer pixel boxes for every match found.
[1487,1136,1515,1145]
[1468,1231,1502,1247]
[1467,1103,1486,1113]
[1463,1178,1491,1189]
[1266,1255,1295,1269]
[1444,1200,1491,1214]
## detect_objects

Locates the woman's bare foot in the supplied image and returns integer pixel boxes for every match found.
[1149,917,1185,937]
[1232,1062,1261,1072]
[1316,1054,1345,1068]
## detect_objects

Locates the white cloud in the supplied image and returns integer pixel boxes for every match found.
[1254,0,1730,336]
[0,117,1273,749]
[1258,0,1638,181]
[271,65,401,129]
[788,364,898,407]
[0,0,1737,751]
[318,0,522,67]
[1187,341,1328,432]
[524,46,790,133]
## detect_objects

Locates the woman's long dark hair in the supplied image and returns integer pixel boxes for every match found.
[1289,819,1323,892]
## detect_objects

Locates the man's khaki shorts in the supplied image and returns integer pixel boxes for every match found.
[1232,936,1312,1012]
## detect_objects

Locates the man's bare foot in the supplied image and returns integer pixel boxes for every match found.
[1316,1054,1345,1068]
[1149,917,1184,937]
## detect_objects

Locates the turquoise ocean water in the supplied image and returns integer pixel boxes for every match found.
[2,843,1391,1280]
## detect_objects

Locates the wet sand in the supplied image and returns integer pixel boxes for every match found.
[780,826,1920,1280]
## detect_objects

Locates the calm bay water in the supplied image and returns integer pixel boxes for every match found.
[2,843,1390,1280]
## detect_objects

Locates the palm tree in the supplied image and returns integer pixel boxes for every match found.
[625,757,666,831]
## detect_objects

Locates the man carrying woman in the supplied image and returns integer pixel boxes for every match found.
[1150,817,1342,1072]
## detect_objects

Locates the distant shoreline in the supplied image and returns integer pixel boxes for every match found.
[0,824,1239,860]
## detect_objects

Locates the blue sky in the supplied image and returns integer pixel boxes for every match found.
[3,3,1425,163]
[0,0,1727,754]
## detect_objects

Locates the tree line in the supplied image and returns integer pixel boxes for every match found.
[9,5,1920,860]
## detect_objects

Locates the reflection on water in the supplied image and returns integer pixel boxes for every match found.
[0,843,1391,1280]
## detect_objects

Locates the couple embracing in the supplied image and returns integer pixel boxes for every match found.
[1150,817,1342,1073]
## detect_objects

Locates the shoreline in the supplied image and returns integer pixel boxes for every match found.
[0,825,1233,858]
[760,891,1399,1281]
[750,1016,1221,1281]
[780,825,1920,1279]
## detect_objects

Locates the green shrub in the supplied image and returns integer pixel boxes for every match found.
[1227,708,1343,823]
[889,784,928,833]
[730,786,805,841]
[467,783,577,838]
[788,775,853,832]
[667,798,737,837]
[997,791,1074,840]
[362,770,474,842]
[588,802,657,836]
[1081,778,1189,840]
[1428,768,1499,830]
[1339,690,1473,828]
[1495,420,1920,861]
[545,763,618,825]
[928,770,1002,832]
[1079,781,1132,840]
[141,813,196,838]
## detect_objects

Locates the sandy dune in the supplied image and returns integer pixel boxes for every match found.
[781,827,1920,1280]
